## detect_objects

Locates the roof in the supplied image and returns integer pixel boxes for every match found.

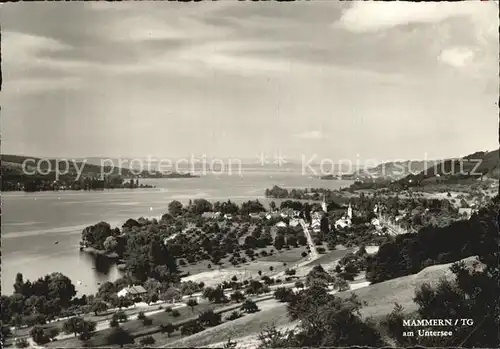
[201,212,218,218]
[121,285,147,295]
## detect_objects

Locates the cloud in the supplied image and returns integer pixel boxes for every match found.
[439,47,475,68]
[337,1,494,33]
[294,131,325,140]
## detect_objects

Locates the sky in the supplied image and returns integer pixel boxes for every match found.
[1,1,498,164]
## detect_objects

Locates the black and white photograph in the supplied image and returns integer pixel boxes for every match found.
[1,1,499,348]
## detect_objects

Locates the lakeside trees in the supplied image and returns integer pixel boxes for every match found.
[1,272,78,332]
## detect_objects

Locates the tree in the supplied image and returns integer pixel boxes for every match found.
[246,280,264,295]
[90,298,108,316]
[333,277,350,292]
[223,337,238,349]
[381,303,407,346]
[274,235,285,250]
[160,323,175,337]
[203,287,227,303]
[286,287,384,347]
[410,254,499,347]
[230,291,245,303]
[46,272,77,308]
[105,327,135,348]
[305,265,332,287]
[62,317,96,340]
[103,236,118,253]
[161,287,181,303]
[186,298,198,313]
[139,335,156,345]
[191,199,213,215]
[62,317,84,337]
[241,299,259,313]
[168,200,184,217]
[1,321,11,346]
[198,310,222,327]
[274,287,294,303]
[30,326,49,345]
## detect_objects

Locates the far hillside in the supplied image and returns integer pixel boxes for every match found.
[400,149,499,186]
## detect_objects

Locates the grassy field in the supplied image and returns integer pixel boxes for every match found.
[164,299,292,348]
[160,256,483,348]
[257,247,308,263]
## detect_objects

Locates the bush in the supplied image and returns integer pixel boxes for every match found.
[226,311,243,321]
[109,318,119,328]
[317,247,326,254]
[164,306,172,313]
[230,291,245,302]
[30,326,49,345]
[170,309,181,317]
[137,311,146,320]
[301,251,308,257]
[15,338,29,348]
[198,310,222,327]
[241,299,259,313]
[181,321,204,336]
[47,327,60,341]
[112,311,128,323]
[139,335,156,345]
[160,323,176,337]
[143,317,153,326]
[105,327,134,347]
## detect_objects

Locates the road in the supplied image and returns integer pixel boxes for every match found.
[21,303,188,347]
[299,219,319,260]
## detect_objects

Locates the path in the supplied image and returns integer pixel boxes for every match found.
[299,219,319,260]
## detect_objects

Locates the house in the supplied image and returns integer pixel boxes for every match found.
[117,285,147,298]
[289,219,300,227]
[201,212,220,219]
[458,208,473,218]
[280,208,300,218]
[224,213,233,220]
[275,221,287,228]
[311,211,324,233]
[335,218,351,229]
[181,293,203,303]
[371,217,381,229]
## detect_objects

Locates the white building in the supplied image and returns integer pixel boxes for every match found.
[275,221,287,228]
[117,285,147,298]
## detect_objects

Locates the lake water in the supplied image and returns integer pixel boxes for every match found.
[2,169,352,295]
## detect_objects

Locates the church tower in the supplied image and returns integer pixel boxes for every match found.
[322,194,327,212]
[347,202,352,219]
